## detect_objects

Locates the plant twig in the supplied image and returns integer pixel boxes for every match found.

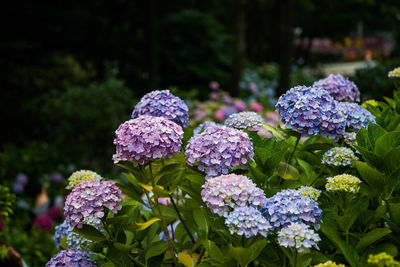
[169,194,196,243]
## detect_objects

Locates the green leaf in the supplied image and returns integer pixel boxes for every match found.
[229,245,251,267]
[60,236,68,249]
[355,146,383,170]
[300,143,334,152]
[356,228,392,252]
[248,162,267,185]
[383,148,400,176]
[354,161,384,191]
[262,123,285,140]
[201,240,224,263]
[193,208,210,237]
[178,252,200,267]
[375,132,400,157]
[368,123,387,148]
[248,239,267,263]
[73,224,106,242]
[145,241,168,260]
[297,158,315,185]
[277,162,299,180]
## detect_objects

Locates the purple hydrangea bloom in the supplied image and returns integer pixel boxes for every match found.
[276,86,346,141]
[224,112,265,130]
[313,74,360,102]
[193,121,220,135]
[54,220,71,249]
[16,173,28,185]
[225,206,272,238]
[185,125,254,178]
[131,89,189,128]
[338,102,376,131]
[113,115,183,165]
[46,248,96,267]
[201,174,266,217]
[261,189,322,230]
[64,180,122,228]
[277,222,321,252]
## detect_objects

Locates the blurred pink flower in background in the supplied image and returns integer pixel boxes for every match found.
[209,81,220,90]
[250,101,263,113]
[47,206,63,220]
[265,111,279,121]
[214,109,225,121]
[194,108,207,122]
[209,92,219,100]
[234,99,246,111]
[223,96,233,104]
[34,215,53,230]
[249,83,259,95]
[158,198,168,205]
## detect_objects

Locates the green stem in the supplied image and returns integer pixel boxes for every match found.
[384,198,393,219]
[287,135,301,164]
[195,248,205,265]
[169,195,196,243]
[293,250,298,267]
[241,235,245,247]
[149,163,178,267]
[311,166,327,186]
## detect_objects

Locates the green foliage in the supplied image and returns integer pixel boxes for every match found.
[0,186,15,220]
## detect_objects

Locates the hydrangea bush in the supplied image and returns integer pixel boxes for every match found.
[46,86,400,267]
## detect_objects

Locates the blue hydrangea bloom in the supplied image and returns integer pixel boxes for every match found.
[46,248,96,267]
[276,86,346,141]
[278,222,321,253]
[193,121,221,135]
[338,102,376,131]
[54,220,71,249]
[313,74,360,102]
[224,112,265,130]
[261,189,322,230]
[132,89,189,128]
[322,147,358,167]
[225,206,272,238]
[67,217,103,250]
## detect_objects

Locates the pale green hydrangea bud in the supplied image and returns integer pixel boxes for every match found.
[66,170,102,190]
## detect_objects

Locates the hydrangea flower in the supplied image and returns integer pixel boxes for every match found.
[66,170,102,190]
[276,86,346,141]
[261,189,322,230]
[313,74,360,102]
[131,89,189,128]
[64,180,122,228]
[34,215,53,230]
[54,220,71,249]
[343,132,357,147]
[338,102,376,131]
[321,147,358,167]
[223,106,238,117]
[234,99,246,111]
[277,222,321,252]
[185,125,254,178]
[113,115,183,165]
[225,206,272,238]
[201,174,266,217]
[193,121,220,135]
[297,186,321,201]
[313,261,345,267]
[224,112,265,130]
[368,252,400,267]
[388,67,400,78]
[46,248,96,267]
[325,174,361,193]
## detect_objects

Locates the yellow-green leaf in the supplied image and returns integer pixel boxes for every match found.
[131,217,160,230]
[178,252,199,267]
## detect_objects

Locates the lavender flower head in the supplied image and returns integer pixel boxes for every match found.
[325,174,361,193]
[66,170,102,190]
[261,189,322,230]
[54,220,71,249]
[185,125,254,178]
[201,174,267,217]
[297,186,321,201]
[64,179,122,228]
[321,147,358,167]
[276,86,346,141]
[224,111,265,130]
[225,206,272,238]
[193,121,220,135]
[46,248,96,267]
[338,102,376,131]
[132,89,189,128]
[277,222,321,253]
[113,115,183,165]
[313,74,360,102]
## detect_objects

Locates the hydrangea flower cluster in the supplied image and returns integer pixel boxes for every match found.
[64,179,122,228]
[313,74,360,102]
[201,174,267,217]
[277,222,321,253]
[131,89,189,128]
[66,170,102,190]
[185,125,254,177]
[34,215,53,230]
[225,206,272,238]
[367,252,400,267]
[321,147,358,167]
[297,186,321,201]
[54,220,71,249]
[67,217,103,250]
[113,116,183,165]
[276,86,346,141]
[261,189,322,230]
[193,121,220,135]
[388,67,400,78]
[343,132,357,147]
[313,261,345,267]
[339,102,376,131]
[224,112,265,130]
[325,174,361,193]
[46,248,96,267]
